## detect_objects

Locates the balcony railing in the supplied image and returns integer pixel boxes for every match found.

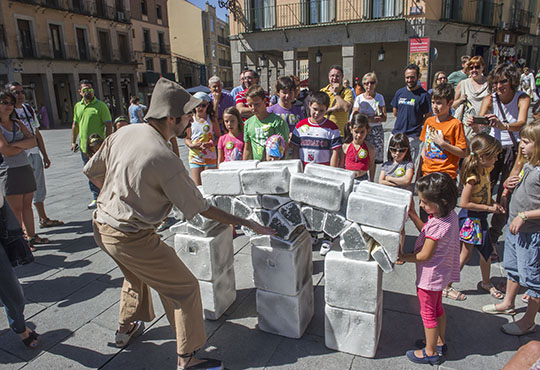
[237,0,407,32]
[441,0,502,27]
[217,35,230,46]
[510,9,532,34]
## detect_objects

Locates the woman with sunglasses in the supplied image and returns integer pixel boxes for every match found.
[351,72,387,164]
[184,92,221,186]
[0,90,43,250]
[428,71,448,95]
[469,63,530,256]
[453,56,490,142]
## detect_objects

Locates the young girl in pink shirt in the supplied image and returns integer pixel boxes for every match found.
[399,172,460,365]
[217,107,244,165]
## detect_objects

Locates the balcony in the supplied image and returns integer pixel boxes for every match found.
[219,58,231,67]
[217,35,230,46]
[237,0,407,32]
[142,43,171,55]
[509,9,532,34]
[441,0,502,28]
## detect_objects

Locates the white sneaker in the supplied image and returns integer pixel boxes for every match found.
[87,200,97,209]
[319,241,331,256]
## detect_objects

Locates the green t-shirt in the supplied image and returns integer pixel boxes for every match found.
[73,98,112,154]
[244,113,289,160]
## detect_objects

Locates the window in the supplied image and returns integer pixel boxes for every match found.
[212,43,216,58]
[158,32,165,53]
[72,0,82,11]
[143,29,151,52]
[146,57,154,71]
[76,28,89,60]
[210,17,215,32]
[49,24,64,58]
[204,43,209,57]
[156,4,162,19]
[141,0,148,15]
[98,30,111,62]
[160,59,167,74]
[202,13,207,31]
[118,33,130,62]
[17,19,34,58]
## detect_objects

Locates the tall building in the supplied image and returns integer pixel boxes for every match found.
[0,0,138,125]
[168,0,232,89]
[226,0,540,99]
[130,0,174,104]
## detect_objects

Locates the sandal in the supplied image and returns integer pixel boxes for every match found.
[30,235,50,245]
[39,218,64,228]
[115,320,145,347]
[478,282,504,300]
[21,330,39,349]
[522,294,530,304]
[442,287,467,301]
[395,259,405,265]
[178,352,224,370]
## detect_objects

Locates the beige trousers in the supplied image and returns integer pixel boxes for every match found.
[92,218,207,355]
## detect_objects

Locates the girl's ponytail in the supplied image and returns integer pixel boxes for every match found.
[461,133,502,185]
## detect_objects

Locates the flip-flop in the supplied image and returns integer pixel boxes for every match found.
[482,303,515,315]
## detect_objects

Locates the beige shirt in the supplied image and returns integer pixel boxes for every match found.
[84,124,209,233]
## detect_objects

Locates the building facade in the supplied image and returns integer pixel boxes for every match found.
[130,0,174,104]
[226,0,540,100]
[0,0,138,126]
[168,0,232,89]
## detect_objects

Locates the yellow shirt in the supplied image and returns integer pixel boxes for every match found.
[466,166,492,205]
[320,84,354,136]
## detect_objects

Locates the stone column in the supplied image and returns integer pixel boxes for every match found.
[95,69,104,100]
[231,40,246,87]
[114,72,123,115]
[283,49,297,77]
[43,70,60,126]
[342,44,355,82]
[68,71,80,105]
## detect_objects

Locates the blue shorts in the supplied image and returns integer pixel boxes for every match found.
[189,163,217,169]
[503,226,540,298]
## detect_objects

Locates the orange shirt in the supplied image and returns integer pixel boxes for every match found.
[420,116,467,179]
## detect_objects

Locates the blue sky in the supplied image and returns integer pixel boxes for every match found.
[186,0,230,22]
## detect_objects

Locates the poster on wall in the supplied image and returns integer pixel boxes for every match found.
[408,37,430,90]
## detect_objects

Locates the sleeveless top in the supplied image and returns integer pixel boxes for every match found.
[345,142,370,172]
[188,116,217,166]
[491,92,522,147]
[0,121,31,169]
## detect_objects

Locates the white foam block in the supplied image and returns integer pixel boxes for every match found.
[323,212,352,239]
[361,225,403,262]
[256,279,314,339]
[370,245,394,273]
[325,303,382,358]
[237,195,263,209]
[250,228,311,250]
[289,173,344,212]
[219,159,260,169]
[240,167,291,195]
[251,229,312,296]
[262,195,291,210]
[346,192,408,232]
[257,159,304,173]
[201,169,242,195]
[269,212,304,240]
[355,181,412,211]
[304,163,355,196]
[324,251,382,313]
[187,213,219,231]
[301,205,327,232]
[199,265,236,320]
[175,224,233,281]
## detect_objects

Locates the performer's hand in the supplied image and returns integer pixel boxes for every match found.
[246,220,275,235]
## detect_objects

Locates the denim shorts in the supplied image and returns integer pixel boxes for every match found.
[503,226,540,298]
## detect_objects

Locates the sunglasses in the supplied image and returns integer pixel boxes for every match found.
[197,103,208,108]
[12,90,25,95]
[81,88,94,93]
[469,65,481,70]
[389,147,408,153]
[437,76,448,80]
[364,81,376,85]
[0,100,14,106]
[495,79,509,85]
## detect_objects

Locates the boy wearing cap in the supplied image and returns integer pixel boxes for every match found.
[243,85,289,160]
[84,78,273,370]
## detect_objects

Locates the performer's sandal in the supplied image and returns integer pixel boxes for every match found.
[115,320,144,347]
[21,330,39,349]
[178,351,224,370]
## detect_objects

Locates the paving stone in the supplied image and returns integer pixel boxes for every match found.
[240,167,290,195]
[200,265,236,320]
[290,173,344,212]
[174,225,234,281]
[256,278,314,339]
[346,192,408,232]
[262,194,291,210]
[237,194,263,209]
[257,159,304,173]
[323,212,352,239]
[0,348,25,369]
[201,169,243,195]
[361,225,403,263]
[219,159,260,169]
[371,244,394,273]
[324,302,382,358]
[304,163,355,196]
[251,229,312,296]
[325,251,382,313]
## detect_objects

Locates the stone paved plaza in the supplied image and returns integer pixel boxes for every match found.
[0,124,537,370]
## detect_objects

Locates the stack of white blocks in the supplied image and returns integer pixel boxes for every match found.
[174,159,414,358]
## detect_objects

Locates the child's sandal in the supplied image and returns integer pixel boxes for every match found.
[442,287,467,301]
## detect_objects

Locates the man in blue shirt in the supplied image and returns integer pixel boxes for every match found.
[391,64,431,164]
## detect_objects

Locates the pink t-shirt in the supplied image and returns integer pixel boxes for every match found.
[415,211,460,291]
[217,132,244,161]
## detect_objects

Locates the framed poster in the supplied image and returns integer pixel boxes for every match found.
[408,37,430,90]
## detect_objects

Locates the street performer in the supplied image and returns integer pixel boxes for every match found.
[84,78,273,370]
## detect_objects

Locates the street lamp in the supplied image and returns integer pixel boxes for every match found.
[378,45,385,62]
[260,54,267,68]
[315,49,322,65]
